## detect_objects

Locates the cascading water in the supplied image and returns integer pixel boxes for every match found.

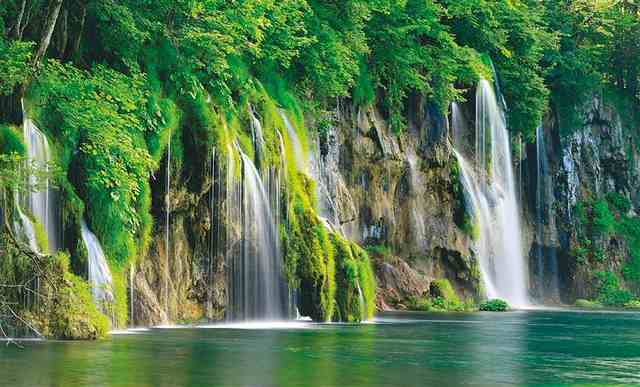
[451,80,529,307]
[226,148,288,320]
[80,219,115,322]
[356,281,367,322]
[164,136,171,316]
[535,126,560,301]
[21,116,59,253]
[280,110,306,172]
[13,189,40,252]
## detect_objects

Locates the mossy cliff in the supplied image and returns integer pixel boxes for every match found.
[521,93,640,305]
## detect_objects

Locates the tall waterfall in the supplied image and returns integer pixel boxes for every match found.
[164,136,171,315]
[535,126,560,301]
[225,148,288,320]
[451,80,529,307]
[81,219,114,319]
[22,117,59,253]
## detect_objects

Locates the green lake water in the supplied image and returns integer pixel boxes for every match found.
[1,310,639,386]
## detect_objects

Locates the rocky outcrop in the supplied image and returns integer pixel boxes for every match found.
[311,100,480,308]
[552,95,640,300]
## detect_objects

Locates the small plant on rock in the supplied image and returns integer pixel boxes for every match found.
[479,299,509,312]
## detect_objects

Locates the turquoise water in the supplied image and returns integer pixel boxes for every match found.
[1,310,639,386]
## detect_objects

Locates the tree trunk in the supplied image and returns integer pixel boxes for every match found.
[32,0,64,69]
[69,2,87,60]
[57,8,69,58]
[11,0,27,39]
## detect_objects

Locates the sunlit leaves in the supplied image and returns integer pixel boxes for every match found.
[0,38,33,95]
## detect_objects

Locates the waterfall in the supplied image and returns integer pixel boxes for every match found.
[279,110,306,172]
[451,80,529,307]
[129,263,135,326]
[225,148,288,321]
[249,106,265,169]
[356,281,367,322]
[535,126,560,301]
[164,136,171,316]
[81,219,114,321]
[14,205,40,252]
[207,145,216,318]
[21,117,59,253]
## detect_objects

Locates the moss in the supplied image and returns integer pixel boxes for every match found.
[111,267,129,328]
[19,253,109,340]
[575,299,604,309]
[31,218,49,254]
[405,279,470,312]
[284,202,336,322]
[352,243,376,320]
[332,233,360,322]
[623,300,640,310]
[330,234,376,322]
[0,124,25,155]
[430,279,461,305]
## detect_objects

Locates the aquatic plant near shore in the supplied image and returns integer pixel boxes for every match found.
[479,299,509,312]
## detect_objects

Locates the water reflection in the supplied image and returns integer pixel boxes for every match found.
[1,311,639,386]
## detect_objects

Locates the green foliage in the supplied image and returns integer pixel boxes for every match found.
[0,37,33,95]
[592,199,615,236]
[442,0,554,140]
[31,218,49,254]
[367,0,470,132]
[407,278,471,312]
[0,248,109,340]
[111,268,129,328]
[430,279,461,305]
[606,192,631,214]
[479,299,509,312]
[31,61,173,263]
[0,124,25,155]
[330,233,376,322]
[595,271,634,307]
[620,217,640,285]
[545,0,640,135]
[283,200,336,322]
[0,153,53,194]
[351,243,376,320]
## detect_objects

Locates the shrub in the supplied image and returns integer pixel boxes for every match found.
[592,199,615,235]
[595,271,634,307]
[0,125,25,155]
[479,299,509,312]
[606,192,631,214]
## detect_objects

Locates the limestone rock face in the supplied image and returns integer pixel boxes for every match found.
[309,101,480,308]
[133,165,224,325]
[537,95,640,301]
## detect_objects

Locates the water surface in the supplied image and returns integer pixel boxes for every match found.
[1,310,639,386]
